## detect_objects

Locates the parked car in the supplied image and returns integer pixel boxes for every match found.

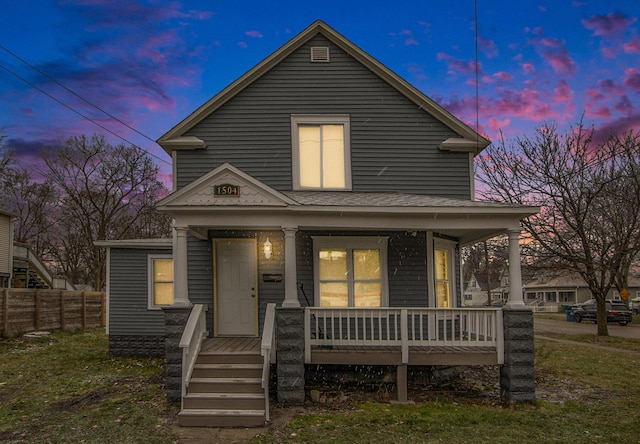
[573,299,632,326]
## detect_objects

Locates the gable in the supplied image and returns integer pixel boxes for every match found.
[157,163,296,208]
[158,20,489,155]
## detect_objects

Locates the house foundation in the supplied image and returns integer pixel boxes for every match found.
[276,307,306,404]
[500,308,536,402]
[163,306,191,403]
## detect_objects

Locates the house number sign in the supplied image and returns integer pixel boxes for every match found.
[214,184,240,197]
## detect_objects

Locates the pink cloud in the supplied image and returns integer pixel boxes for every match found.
[585,104,611,119]
[436,52,481,76]
[554,80,573,102]
[521,63,535,75]
[586,88,604,101]
[597,78,625,95]
[478,37,499,59]
[245,30,263,38]
[624,68,640,92]
[237,41,248,49]
[493,71,513,82]
[582,13,637,37]
[537,37,576,75]
[488,118,510,132]
[624,37,640,54]
[614,96,635,116]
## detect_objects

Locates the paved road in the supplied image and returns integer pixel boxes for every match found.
[534,316,640,340]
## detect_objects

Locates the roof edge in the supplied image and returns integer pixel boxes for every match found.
[157,20,490,154]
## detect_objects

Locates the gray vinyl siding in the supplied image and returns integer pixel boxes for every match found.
[108,247,171,336]
[186,235,214,333]
[177,35,470,198]
[296,231,429,308]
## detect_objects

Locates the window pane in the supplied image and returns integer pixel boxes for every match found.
[154,259,173,282]
[436,282,450,308]
[299,126,321,187]
[353,249,380,280]
[319,249,347,280]
[435,249,448,280]
[355,282,381,307]
[154,283,174,305]
[322,125,345,188]
[320,282,348,307]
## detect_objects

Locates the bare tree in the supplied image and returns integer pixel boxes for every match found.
[41,135,171,290]
[477,122,640,336]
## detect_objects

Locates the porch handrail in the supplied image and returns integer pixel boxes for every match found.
[260,303,276,422]
[179,304,209,408]
[305,307,504,364]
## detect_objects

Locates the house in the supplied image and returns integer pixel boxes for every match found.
[0,209,14,288]
[463,271,505,307]
[98,21,538,427]
[524,271,640,312]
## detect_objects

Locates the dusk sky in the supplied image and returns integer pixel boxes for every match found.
[2,1,640,187]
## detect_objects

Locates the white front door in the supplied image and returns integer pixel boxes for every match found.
[215,239,257,336]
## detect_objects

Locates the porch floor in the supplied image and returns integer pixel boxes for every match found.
[201,337,261,354]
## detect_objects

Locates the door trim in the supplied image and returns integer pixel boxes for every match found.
[212,238,259,337]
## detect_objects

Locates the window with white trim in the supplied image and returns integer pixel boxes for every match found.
[148,255,174,308]
[313,237,387,307]
[434,238,457,308]
[291,115,351,190]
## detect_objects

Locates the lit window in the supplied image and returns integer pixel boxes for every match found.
[148,256,174,308]
[292,115,351,190]
[433,238,457,308]
[313,237,387,307]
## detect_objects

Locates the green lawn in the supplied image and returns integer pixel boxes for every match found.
[0,329,177,443]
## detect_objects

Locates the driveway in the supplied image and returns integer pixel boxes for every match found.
[534,316,640,340]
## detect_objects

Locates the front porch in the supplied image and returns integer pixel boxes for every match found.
[172,302,532,427]
[304,307,503,366]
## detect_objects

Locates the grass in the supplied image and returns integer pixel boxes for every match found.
[0,329,177,443]
[254,332,640,443]
[3,326,640,443]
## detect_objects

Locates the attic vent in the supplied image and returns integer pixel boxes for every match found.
[310,46,330,62]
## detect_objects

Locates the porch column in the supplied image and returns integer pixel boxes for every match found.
[173,226,191,307]
[282,226,300,307]
[506,229,525,308]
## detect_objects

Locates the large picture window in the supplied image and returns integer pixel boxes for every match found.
[148,255,174,308]
[292,115,351,190]
[313,237,387,307]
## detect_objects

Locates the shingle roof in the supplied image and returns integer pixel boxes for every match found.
[283,191,523,209]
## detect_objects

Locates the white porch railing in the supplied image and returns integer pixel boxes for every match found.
[260,303,276,422]
[179,304,209,409]
[304,307,504,364]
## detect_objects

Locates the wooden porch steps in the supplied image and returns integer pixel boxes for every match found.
[178,338,266,428]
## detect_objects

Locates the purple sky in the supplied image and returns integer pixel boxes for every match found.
[1,1,639,187]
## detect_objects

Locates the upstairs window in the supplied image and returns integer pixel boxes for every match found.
[292,115,351,190]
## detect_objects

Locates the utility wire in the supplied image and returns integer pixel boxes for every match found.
[0,55,170,166]
[0,44,158,145]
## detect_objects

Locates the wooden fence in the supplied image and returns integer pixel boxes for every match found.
[1,289,106,338]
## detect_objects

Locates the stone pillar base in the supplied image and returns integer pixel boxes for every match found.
[276,307,305,404]
[500,308,536,402]
[163,306,192,403]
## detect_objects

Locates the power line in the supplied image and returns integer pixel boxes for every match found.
[0,52,170,166]
[0,44,158,145]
